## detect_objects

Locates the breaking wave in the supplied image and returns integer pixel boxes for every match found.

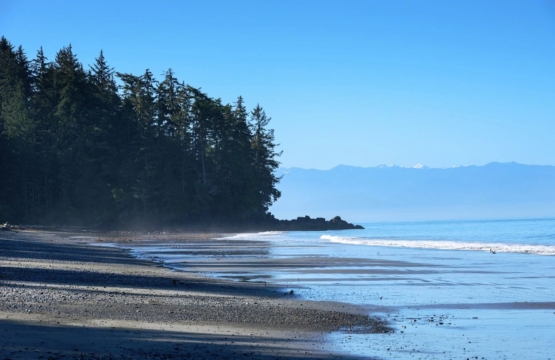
[320,235,555,256]
[218,231,285,240]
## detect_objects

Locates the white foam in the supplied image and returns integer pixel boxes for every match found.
[320,235,555,256]
[218,231,284,240]
[257,231,284,235]
[88,242,119,248]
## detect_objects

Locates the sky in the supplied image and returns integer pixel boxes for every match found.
[2,0,554,169]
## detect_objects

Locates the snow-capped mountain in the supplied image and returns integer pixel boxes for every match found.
[271,162,555,222]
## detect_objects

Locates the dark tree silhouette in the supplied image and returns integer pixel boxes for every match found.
[0,37,282,229]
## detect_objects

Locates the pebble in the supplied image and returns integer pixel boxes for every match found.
[0,230,390,358]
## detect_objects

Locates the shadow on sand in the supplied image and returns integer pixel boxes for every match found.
[0,233,383,359]
[0,320,380,360]
[0,236,280,298]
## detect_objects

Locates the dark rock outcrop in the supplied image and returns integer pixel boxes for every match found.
[262,215,364,231]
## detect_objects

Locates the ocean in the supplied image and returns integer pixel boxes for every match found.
[111,218,555,359]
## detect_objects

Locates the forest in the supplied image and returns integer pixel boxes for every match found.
[0,37,282,229]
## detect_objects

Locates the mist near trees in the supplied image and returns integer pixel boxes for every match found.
[0,37,281,228]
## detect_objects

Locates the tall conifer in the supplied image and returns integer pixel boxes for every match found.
[0,38,283,228]
[250,105,282,217]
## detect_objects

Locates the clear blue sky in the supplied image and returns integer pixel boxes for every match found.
[2,0,554,169]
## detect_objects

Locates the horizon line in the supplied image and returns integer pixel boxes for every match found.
[278,161,555,171]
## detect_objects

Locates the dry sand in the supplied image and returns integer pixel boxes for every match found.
[0,229,387,359]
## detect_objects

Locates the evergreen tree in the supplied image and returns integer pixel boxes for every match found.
[52,45,102,223]
[0,38,283,228]
[214,96,257,220]
[0,38,35,221]
[250,104,282,217]
[0,38,20,220]
[188,87,218,219]
[155,69,191,223]
[117,69,160,222]
[170,82,197,222]
[30,47,58,219]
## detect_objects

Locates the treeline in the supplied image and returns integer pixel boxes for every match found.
[0,37,281,228]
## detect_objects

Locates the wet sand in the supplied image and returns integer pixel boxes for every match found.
[126,232,555,359]
[0,230,387,359]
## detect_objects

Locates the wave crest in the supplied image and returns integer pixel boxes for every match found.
[218,231,285,240]
[320,235,555,256]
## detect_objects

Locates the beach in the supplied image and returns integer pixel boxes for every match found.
[2,219,554,359]
[0,229,386,360]
[109,220,555,359]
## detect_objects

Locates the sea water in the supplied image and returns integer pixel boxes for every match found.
[115,218,555,359]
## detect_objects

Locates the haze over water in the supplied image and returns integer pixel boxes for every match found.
[117,218,555,359]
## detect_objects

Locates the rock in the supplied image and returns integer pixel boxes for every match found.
[260,215,364,231]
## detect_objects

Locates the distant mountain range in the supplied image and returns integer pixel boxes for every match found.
[269,162,555,222]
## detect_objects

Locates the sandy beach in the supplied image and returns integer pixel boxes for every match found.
[0,229,387,360]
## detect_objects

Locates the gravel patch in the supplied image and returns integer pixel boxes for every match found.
[0,229,388,359]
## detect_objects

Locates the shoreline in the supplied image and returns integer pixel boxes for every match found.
[0,229,387,359]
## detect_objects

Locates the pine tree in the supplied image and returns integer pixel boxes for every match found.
[0,38,284,228]
[1,40,33,141]
[155,69,191,223]
[52,45,99,223]
[0,37,16,220]
[117,69,159,223]
[86,50,123,224]
[214,96,257,221]
[30,47,58,219]
[250,104,282,218]
[0,38,35,221]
